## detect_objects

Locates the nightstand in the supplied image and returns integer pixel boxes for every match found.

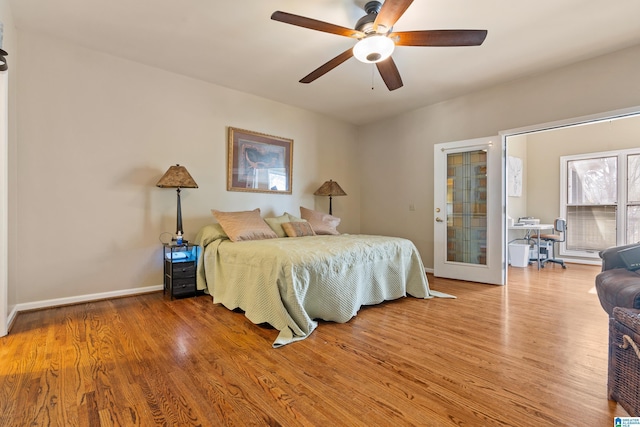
[163,242,200,300]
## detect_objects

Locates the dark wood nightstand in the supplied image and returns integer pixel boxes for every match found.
[163,242,200,300]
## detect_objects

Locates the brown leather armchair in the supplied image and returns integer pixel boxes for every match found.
[596,243,640,316]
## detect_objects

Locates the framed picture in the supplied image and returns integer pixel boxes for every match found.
[227,127,293,194]
[507,156,523,197]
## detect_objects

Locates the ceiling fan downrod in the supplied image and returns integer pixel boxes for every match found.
[355,1,384,34]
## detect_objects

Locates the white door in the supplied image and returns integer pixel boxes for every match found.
[434,136,504,285]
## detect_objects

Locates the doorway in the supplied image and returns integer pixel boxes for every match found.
[433,106,640,286]
[503,106,640,273]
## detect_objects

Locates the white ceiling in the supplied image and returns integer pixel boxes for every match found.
[8,0,640,125]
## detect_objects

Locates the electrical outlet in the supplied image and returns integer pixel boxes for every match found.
[409,203,415,211]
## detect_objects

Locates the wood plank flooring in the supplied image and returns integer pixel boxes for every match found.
[0,263,629,426]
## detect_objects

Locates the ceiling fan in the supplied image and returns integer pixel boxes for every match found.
[271,0,487,91]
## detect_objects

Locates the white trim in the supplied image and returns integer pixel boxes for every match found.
[500,106,640,137]
[7,304,17,330]
[11,284,163,315]
[567,258,602,266]
[0,69,7,337]
[440,141,493,152]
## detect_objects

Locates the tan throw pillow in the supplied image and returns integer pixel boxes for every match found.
[212,208,277,242]
[264,214,292,238]
[300,206,340,235]
[282,221,316,237]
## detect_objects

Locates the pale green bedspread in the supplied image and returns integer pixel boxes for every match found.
[195,224,432,347]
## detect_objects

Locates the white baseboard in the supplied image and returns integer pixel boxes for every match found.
[424,258,598,278]
[561,258,602,266]
[12,284,164,315]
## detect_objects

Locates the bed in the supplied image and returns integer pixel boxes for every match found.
[194,209,440,347]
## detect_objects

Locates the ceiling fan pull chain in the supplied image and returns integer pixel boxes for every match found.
[371,65,375,90]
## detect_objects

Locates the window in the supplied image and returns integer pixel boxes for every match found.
[561,149,640,258]
[627,154,640,243]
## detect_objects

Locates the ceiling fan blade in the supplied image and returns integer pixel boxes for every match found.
[300,48,354,84]
[271,11,364,38]
[373,0,414,32]
[391,30,488,47]
[376,57,403,91]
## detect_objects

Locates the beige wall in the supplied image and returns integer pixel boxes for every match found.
[525,114,640,229]
[9,23,640,304]
[14,31,359,304]
[359,44,640,268]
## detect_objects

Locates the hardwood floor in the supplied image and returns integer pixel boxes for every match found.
[0,263,628,426]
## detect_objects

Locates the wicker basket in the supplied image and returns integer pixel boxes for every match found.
[609,307,640,416]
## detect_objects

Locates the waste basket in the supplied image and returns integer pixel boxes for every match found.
[509,243,530,267]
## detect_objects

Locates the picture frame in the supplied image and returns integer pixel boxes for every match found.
[507,156,523,197]
[227,127,293,194]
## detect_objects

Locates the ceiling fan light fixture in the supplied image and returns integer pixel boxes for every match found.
[353,35,395,63]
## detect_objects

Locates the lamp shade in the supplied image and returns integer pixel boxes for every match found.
[314,180,346,197]
[156,164,198,189]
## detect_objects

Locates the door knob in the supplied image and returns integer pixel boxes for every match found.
[435,217,444,222]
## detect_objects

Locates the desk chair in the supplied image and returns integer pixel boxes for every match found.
[534,218,567,269]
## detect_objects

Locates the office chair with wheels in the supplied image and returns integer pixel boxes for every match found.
[537,218,567,268]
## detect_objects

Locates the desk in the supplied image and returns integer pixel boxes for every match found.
[509,224,554,269]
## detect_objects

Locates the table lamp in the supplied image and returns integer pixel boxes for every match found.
[313,179,346,215]
[156,164,198,242]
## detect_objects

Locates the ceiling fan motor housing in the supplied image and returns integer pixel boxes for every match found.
[353,1,394,63]
[355,1,385,34]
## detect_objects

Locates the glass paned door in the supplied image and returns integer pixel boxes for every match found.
[446,150,487,265]
[434,136,503,285]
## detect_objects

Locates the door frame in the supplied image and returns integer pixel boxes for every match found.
[0,69,8,337]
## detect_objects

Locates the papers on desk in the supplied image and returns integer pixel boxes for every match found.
[520,218,540,225]
[509,223,553,229]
